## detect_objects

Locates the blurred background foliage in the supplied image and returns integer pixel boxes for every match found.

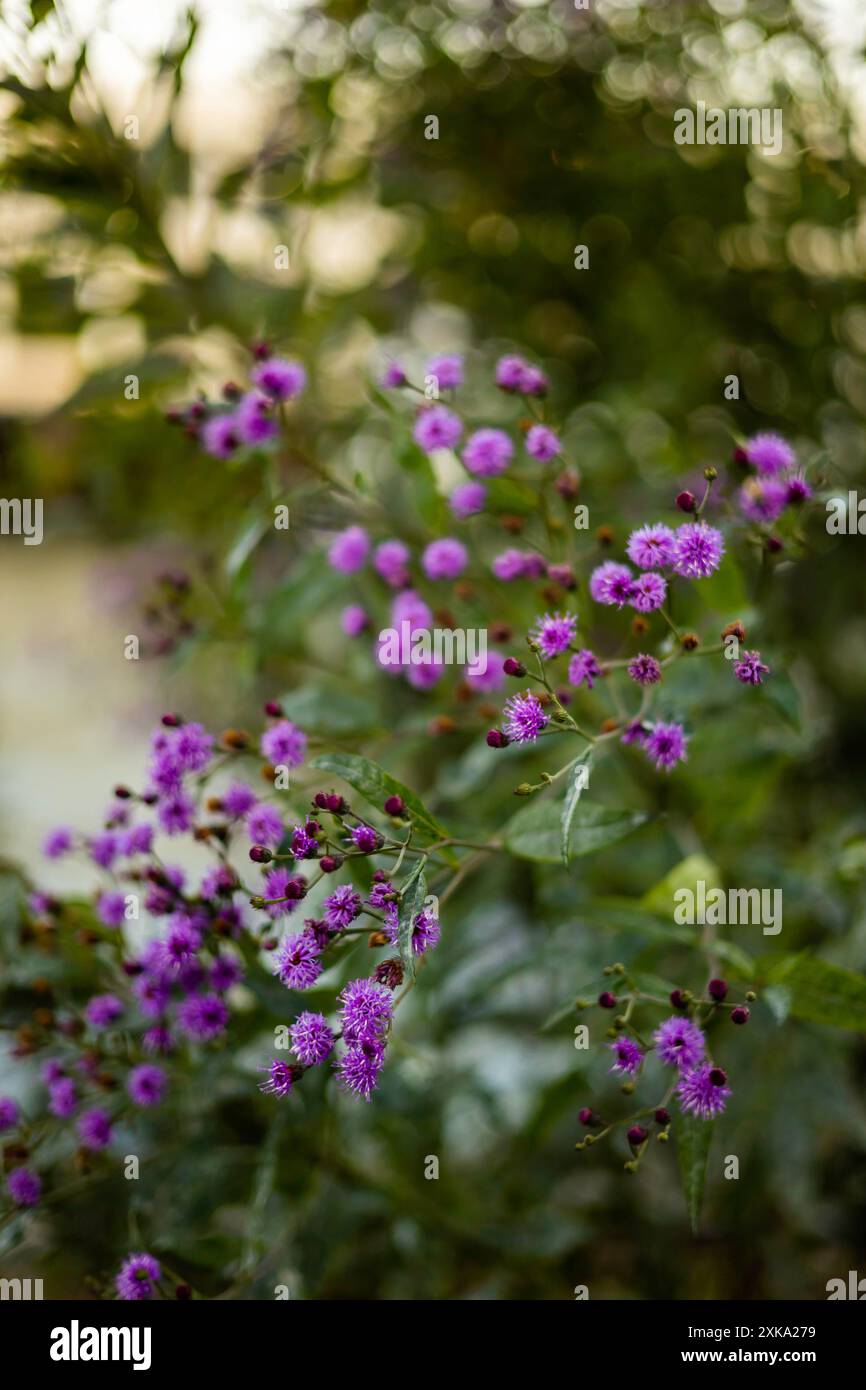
[1,0,866,1300]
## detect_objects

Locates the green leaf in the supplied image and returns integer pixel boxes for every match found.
[676,1113,714,1233]
[561,756,593,866]
[641,854,723,917]
[311,753,451,850]
[503,799,649,865]
[396,864,428,982]
[225,511,270,579]
[756,953,866,1032]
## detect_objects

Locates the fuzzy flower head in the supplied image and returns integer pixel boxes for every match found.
[628,654,662,686]
[426,354,463,390]
[530,611,577,660]
[449,481,486,518]
[677,1064,732,1118]
[411,908,440,956]
[259,1058,296,1099]
[629,571,667,613]
[85,994,123,1029]
[653,1016,706,1070]
[465,649,506,694]
[201,413,238,459]
[7,1168,42,1208]
[126,1064,167,1108]
[177,993,229,1042]
[234,391,277,446]
[274,931,322,991]
[116,1253,161,1301]
[734,651,770,686]
[672,523,725,579]
[341,604,369,637]
[608,1037,644,1075]
[492,548,544,581]
[645,721,689,772]
[413,405,463,453]
[336,1041,385,1101]
[422,537,468,581]
[462,427,514,477]
[502,691,549,743]
[494,355,548,396]
[589,561,635,607]
[374,539,411,587]
[48,1078,77,1118]
[260,719,307,769]
[745,432,795,476]
[738,478,788,524]
[77,1107,113,1151]
[323,885,363,931]
[381,361,406,388]
[568,649,602,690]
[0,1097,20,1131]
[339,977,393,1046]
[626,523,676,570]
[328,525,369,574]
[525,424,561,461]
[43,826,73,859]
[251,356,306,401]
[290,1011,335,1066]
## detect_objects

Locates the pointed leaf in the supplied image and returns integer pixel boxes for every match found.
[561,756,593,865]
[676,1113,714,1233]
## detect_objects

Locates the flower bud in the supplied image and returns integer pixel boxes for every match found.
[503,657,526,677]
[731,1006,749,1025]
[319,856,341,873]
[578,1107,599,1127]
[722,620,746,643]
[670,988,689,1009]
[627,1125,648,1147]
[598,991,617,1009]
[745,990,757,1002]
[703,465,718,481]
[654,1108,670,1126]
[486,729,509,748]
[676,490,696,513]
[264,700,283,717]
[249,845,272,864]
[708,977,728,1002]
[383,795,405,816]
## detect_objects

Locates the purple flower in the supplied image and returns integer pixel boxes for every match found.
[374,539,411,587]
[234,391,277,446]
[142,1026,174,1055]
[7,1168,41,1207]
[411,908,440,956]
[222,782,258,819]
[261,719,307,768]
[133,975,171,1017]
[120,823,153,856]
[253,807,291,856]
[492,549,545,581]
[323,885,363,930]
[462,427,514,477]
[177,993,229,1041]
[465,649,506,693]
[391,589,432,632]
[427,354,463,390]
[211,954,244,992]
[627,654,662,685]
[589,561,635,607]
[200,864,236,900]
[201,413,238,459]
[672,523,725,579]
[653,1016,706,1070]
[525,424,561,461]
[368,878,394,908]
[251,356,306,401]
[350,824,380,853]
[626,523,676,569]
[530,611,577,659]
[339,977,393,1045]
[738,478,788,523]
[290,1011,335,1066]
[43,826,73,859]
[568,649,602,689]
[785,473,812,503]
[85,994,123,1029]
[116,1252,161,1301]
[328,525,370,573]
[127,1064,167,1108]
[449,481,486,518]
[677,1064,731,1119]
[629,571,667,613]
[274,931,323,990]
[620,719,649,747]
[336,1042,385,1100]
[89,832,119,869]
[77,1107,113,1151]
[41,1060,64,1084]
[171,722,214,772]
[157,791,195,836]
[734,650,770,685]
[381,361,407,388]
[342,604,369,637]
[291,824,318,858]
[745,432,795,476]
[422,537,468,580]
[608,1037,644,1075]
[262,867,303,919]
[644,721,689,772]
[0,1097,20,1131]
[494,355,547,395]
[48,1078,77,1118]
[413,405,463,453]
[259,1058,296,1098]
[502,690,549,743]
[97,891,127,928]
[162,918,202,969]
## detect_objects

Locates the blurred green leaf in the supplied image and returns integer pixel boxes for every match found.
[504,799,649,864]
[561,755,593,866]
[756,953,866,1031]
[676,1113,714,1233]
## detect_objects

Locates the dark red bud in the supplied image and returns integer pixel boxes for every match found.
[708,978,728,1002]
[161,713,182,727]
[731,1006,749,1025]
[319,856,340,873]
[670,989,688,1009]
[654,1108,670,1126]
[627,1125,648,1147]
[384,795,405,816]
[326,794,345,813]
[598,991,617,1009]
[579,1107,599,1127]
[676,490,696,513]
[503,658,526,677]
[709,1067,727,1087]
[264,700,283,717]
[486,729,509,748]
[249,845,273,864]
